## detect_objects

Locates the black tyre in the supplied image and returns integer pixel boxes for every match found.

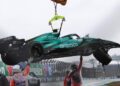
[1,45,29,65]
[31,43,43,59]
[1,53,20,65]
[93,48,112,65]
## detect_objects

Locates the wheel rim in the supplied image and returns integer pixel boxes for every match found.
[31,45,42,58]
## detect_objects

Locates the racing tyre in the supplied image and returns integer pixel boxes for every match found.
[93,48,112,65]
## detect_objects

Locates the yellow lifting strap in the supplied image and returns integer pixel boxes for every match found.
[48,14,65,32]
[49,15,65,24]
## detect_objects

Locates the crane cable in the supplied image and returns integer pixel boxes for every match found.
[54,2,58,15]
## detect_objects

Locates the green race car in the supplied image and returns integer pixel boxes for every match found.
[0,29,120,65]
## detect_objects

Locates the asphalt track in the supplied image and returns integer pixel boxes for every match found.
[41,82,62,86]
[41,78,120,86]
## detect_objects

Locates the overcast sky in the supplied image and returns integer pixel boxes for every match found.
[0,0,120,63]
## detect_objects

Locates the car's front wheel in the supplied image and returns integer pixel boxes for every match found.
[30,43,44,62]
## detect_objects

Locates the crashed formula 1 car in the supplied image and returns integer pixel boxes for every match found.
[0,28,120,65]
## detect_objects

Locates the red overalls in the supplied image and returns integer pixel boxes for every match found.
[69,57,83,86]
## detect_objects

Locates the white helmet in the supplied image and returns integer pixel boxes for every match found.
[12,65,21,73]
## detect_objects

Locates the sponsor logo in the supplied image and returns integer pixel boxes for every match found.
[60,43,78,48]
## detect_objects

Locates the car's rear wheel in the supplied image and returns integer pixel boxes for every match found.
[1,53,22,65]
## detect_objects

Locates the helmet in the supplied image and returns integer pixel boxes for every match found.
[71,64,77,70]
[12,65,21,73]
[66,70,70,75]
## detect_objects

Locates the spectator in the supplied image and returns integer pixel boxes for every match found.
[10,65,27,86]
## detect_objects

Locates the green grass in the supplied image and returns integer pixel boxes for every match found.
[104,81,120,86]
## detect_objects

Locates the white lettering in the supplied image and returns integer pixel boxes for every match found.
[60,43,78,48]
